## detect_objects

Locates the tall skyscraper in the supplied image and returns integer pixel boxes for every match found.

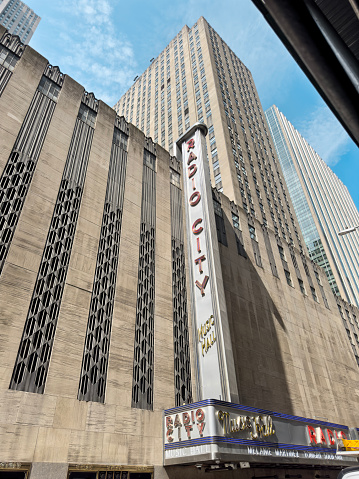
[0,0,40,44]
[1,19,359,479]
[115,17,305,256]
[266,105,359,307]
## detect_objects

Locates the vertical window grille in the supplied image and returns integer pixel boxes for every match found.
[170,159,192,406]
[10,92,98,394]
[132,141,156,410]
[0,31,24,96]
[78,118,129,402]
[0,64,64,276]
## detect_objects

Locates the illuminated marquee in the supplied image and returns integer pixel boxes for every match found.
[163,400,357,467]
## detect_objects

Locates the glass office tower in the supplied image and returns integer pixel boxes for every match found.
[266,105,359,307]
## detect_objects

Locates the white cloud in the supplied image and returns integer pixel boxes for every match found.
[55,0,136,106]
[297,105,350,166]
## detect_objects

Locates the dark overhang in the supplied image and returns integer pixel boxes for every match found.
[252,0,359,147]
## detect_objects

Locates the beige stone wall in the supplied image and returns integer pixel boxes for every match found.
[1,28,359,479]
[0,42,180,472]
[218,192,359,425]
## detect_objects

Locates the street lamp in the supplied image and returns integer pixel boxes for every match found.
[338,225,359,236]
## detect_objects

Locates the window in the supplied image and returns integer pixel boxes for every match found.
[284,269,292,287]
[298,279,306,295]
[78,103,96,128]
[311,286,318,302]
[0,46,18,72]
[38,76,61,102]
[278,245,285,261]
[249,225,256,240]
[232,213,240,229]
[314,270,322,285]
[170,169,180,188]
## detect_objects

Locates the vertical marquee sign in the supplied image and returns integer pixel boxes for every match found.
[176,123,238,402]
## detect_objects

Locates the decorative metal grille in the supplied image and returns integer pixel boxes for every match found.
[78,117,129,402]
[9,92,98,393]
[0,64,64,275]
[132,141,156,410]
[99,473,123,479]
[0,31,24,96]
[170,157,192,406]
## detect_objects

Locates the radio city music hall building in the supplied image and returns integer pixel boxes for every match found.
[1,18,359,479]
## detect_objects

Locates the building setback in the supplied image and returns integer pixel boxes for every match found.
[266,105,359,309]
[0,0,40,44]
[1,21,359,479]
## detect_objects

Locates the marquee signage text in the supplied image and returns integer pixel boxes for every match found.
[218,410,275,439]
[166,408,206,442]
[180,125,228,399]
[186,137,209,297]
[306,425,348,448]
[198,314,216,356]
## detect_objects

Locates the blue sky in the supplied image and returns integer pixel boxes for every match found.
[27,0,358,213]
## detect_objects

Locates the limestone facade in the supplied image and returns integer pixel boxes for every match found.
[0,24,359,479]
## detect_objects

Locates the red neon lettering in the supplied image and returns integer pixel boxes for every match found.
[317,427,327,445]
[194,255,206,274]
[186,138,195,151]
[166,416,174,443]
[188,164,197,178]
[192,177,196,191]
[337,431,348,440]
[191,410,195,424]
[192,218,203,235]
[197,237,201,252]
[327,429,335,446]
[189,191,201,206]
[187,151,197,164]
[197,422,205,437]
[195,276,209,296]
[196,409,205,422]
[174,414,182,428]
[307,425,317,445]
[184,424,193,439]
[182,412,191,425]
